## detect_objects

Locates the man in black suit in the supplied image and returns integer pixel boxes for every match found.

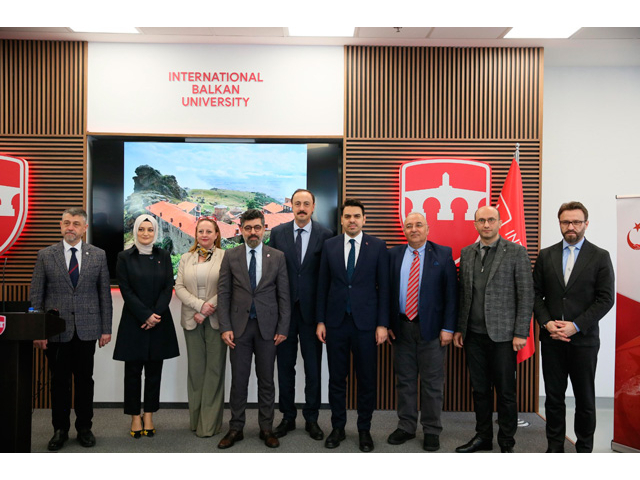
[533,201,614,453]
[30,207,113,451]
[270,189,333,440]
[316,198,389,452]
[217,209,290,449]
[386,212,457,452]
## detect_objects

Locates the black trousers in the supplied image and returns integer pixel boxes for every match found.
[276,302,323,423]
[464,331,517,448]
[45,332,96,432]
[541,340,599,453]
[123,360,164,415]
[326,313,376,432]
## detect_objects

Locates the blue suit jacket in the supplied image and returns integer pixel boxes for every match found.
[389,241,458,342]
[269,219,333,325]
[316,232,390,331]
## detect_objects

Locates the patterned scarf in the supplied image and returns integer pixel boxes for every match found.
[196,244,214,262]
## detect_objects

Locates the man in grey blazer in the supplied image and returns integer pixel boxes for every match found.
[453,205,534,453]
[30,207,113,451]
[217,209,290,449]
[533,201,614,452]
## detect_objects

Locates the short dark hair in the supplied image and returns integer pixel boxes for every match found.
[291,188,315,204]
[340,198,365,216]
[240,208,265,226]
[62,207,87,223]
[558,201,589,222]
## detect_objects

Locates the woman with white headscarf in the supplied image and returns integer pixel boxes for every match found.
[113,214,179,439]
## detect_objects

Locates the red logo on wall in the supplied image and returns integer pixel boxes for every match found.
[0,315,6,335]
[400,159,491,264]
[0,155,29,256]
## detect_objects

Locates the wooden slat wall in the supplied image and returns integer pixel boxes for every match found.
[344,46,543,412]
[1,39,87,409]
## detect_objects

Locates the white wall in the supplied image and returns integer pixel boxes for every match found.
[541,66,640,397]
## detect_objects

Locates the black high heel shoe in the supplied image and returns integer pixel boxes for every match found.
[130,416,143,439]
[141,415,156,437]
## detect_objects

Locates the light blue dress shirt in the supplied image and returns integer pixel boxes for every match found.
[293,221,313,263]
[562,237,585,332]
[245,242,263,286]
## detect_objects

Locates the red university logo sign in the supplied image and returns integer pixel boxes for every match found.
[0,315,6,335]
[400,159,492,264]
[0,155,29,256]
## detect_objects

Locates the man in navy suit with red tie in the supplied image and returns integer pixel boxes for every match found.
[386,212,458,452]
[316,198,389,452]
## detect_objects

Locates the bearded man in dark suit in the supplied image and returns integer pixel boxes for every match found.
[533,201,614,453]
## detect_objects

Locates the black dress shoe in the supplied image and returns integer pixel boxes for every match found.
[324,428,346,449]
[259,430,280,448]
[305,421,324,440]
[455,435,493,453]
[501,446,514,453]
[423,434,440,452]
[218,430,244,449]
[77,429,96,448]
[274,419,296,438]
[545,447,564,453]
[359,431,374,452]
[47,430,68,451]
[387,428,416,445]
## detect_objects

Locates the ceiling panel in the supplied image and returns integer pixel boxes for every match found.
[355,27,433,38]
[429,27,511,39]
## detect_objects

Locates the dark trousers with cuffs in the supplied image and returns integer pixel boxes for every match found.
[326,313,376,432]
[394,316,446,436]
[276,302,323,423]
[124,360,164,415]
[45,332,96,433]
[464,330,517,448]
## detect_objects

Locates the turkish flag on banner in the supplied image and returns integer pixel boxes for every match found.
[496,158,535,363]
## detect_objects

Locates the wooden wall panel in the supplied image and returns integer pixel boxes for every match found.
[344,46,543,412]
[1,39,87,409]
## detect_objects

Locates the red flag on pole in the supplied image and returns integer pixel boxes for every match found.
[496,158,535,363]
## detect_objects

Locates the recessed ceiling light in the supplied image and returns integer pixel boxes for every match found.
[288,27,354,37]
[505,27,581,39]
[69,27,140,34]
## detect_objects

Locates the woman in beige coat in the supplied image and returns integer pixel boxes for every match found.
[175,217,226,437]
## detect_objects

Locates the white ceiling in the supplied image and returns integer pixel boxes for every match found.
[1,27,639,66]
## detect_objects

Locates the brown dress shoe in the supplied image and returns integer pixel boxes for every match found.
[218,430,244,449]
[259,430,280,448]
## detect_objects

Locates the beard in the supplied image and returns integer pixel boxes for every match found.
[246,235,261,248]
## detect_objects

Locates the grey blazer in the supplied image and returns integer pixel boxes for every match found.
[30,241,113,342]
[217,244,290,341]
[175,249,225,330]
[457,237,534,342]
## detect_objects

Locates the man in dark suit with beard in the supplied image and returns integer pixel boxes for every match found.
[30,207,113,451]
[270,189,332,441]
[533,201,614,453]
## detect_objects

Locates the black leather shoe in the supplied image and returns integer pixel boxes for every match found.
[274,419,296,438]
[324,428,346,449]
[77,429,96,448]
[387,428,416,445]
[218,430,244,449]
[455,435,493,453]
[546,446,564,453]
[501,446,514,453]
[423,434,440,452]
[305,421,324,440]
[47,430,68,451]
[259,430,280,448]
[359,431,374,452]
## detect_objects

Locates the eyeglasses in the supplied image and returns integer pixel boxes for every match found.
[474,218,498,225]
[242,224,263,232]
[559,220,585,227]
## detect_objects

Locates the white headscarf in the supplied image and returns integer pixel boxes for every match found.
[133,214,159,255]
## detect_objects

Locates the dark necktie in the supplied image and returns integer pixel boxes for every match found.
[69,247,79,287]
[295,228,304,266]
[480,245,490,273]
[249,249,257,318]
[346,239,356,313]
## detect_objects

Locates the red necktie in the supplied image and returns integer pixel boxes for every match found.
[405,250,420,320]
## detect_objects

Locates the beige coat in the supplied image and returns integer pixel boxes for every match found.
[175,249,225,330]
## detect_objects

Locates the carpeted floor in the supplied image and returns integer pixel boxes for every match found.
[30,407,572,453]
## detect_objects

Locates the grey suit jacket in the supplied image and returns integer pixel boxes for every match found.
[457,237,534,342]
[217,243,290,341]
[30,241,113,342]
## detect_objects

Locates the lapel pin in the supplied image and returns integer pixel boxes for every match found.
[267,253,270,257]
